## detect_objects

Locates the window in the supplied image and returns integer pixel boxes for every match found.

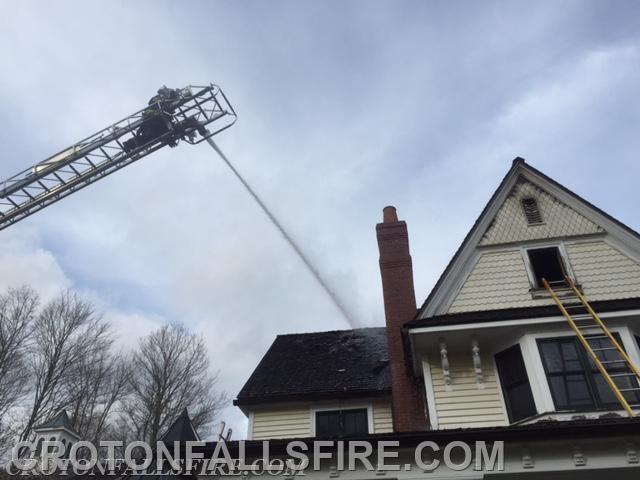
[495,345,537,422]
[527,247,566,287]
[521,197,543,225]
[47,436,56,454]
[538,336,640,411]
[315,408,368,437]
[35,438,44,457]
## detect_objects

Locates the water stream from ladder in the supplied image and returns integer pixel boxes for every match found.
[205,137,357,328]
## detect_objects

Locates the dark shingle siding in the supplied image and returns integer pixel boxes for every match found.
[235,327,390,405]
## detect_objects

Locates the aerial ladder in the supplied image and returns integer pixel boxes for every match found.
[0,84,354,325]
[544,277,640,416]
[0,85,236,231]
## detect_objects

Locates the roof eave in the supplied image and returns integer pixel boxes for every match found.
[234,388,392,408]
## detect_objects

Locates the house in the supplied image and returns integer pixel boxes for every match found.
[233,158,640,477]
[29,410,80,460]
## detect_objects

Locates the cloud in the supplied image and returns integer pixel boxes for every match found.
[1,0,639,438]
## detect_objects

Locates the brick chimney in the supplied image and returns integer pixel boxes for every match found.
[376,206,427,432]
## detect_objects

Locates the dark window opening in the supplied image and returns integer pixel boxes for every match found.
[495,344,537,422]
[527,247,566,287]
[521,197,543,224]
[538,335,640,411]
[35,438,44,456]
[315,408,368,437]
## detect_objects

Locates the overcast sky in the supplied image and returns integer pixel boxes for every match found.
[1,0,639,437]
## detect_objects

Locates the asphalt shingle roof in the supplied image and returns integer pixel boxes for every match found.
[235,327,390,406]
[159,409,200,443]
[34,410,76,433]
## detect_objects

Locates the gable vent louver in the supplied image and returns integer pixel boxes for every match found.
[521,197,543,225]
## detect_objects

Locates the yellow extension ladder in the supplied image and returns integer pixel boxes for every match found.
[543,277,640,417]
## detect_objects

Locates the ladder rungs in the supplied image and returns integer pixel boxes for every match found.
[545,277,640,417]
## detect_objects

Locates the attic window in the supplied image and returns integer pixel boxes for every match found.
[521,197,543,225]
[527,247,567,288]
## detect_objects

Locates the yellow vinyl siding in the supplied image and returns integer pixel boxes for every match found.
[252,408,311,440]
[449,250,540,313]
[250,397,393,439]
[449,241,640,313]
[428,353,508,429]
[372,399,393,433]
[566,242,640,301]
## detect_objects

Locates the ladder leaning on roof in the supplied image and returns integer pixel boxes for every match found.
[543,276,640,417]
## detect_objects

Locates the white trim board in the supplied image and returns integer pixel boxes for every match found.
[409,308,640,335]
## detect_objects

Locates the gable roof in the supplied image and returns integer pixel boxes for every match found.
[34,410,78,434]
[234,327,390,407]
[159,409,200,443]
[418,157,640,319]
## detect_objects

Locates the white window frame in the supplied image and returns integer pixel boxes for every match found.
[310,403,374,437]
[246,411,255,440]
[421,358,439,429]
[520,241,577,291]
[518,326,640,415]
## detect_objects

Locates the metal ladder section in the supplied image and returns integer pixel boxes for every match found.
[543,277,640,417]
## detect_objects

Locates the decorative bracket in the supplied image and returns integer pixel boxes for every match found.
[439,339,452,391]
[625,441,639,464]
[521,446,534,469]
[471,338,485,388]
[572,445,586,467]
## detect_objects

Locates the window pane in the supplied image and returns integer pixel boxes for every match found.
[342,409,368,436]
[584,333,627,368]
[496,347,528,386]
[560,342,582,370]
[592,373,621,406]
[549,374,593,409]
[316,411,340,437]
[495,345,537,422]
[507,383,537,421]
[540,341,581,372]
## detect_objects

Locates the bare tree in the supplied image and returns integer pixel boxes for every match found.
[125,323,227,444]
[0,287,38,449]
[67,350,133,443]
[20,291,112,441]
